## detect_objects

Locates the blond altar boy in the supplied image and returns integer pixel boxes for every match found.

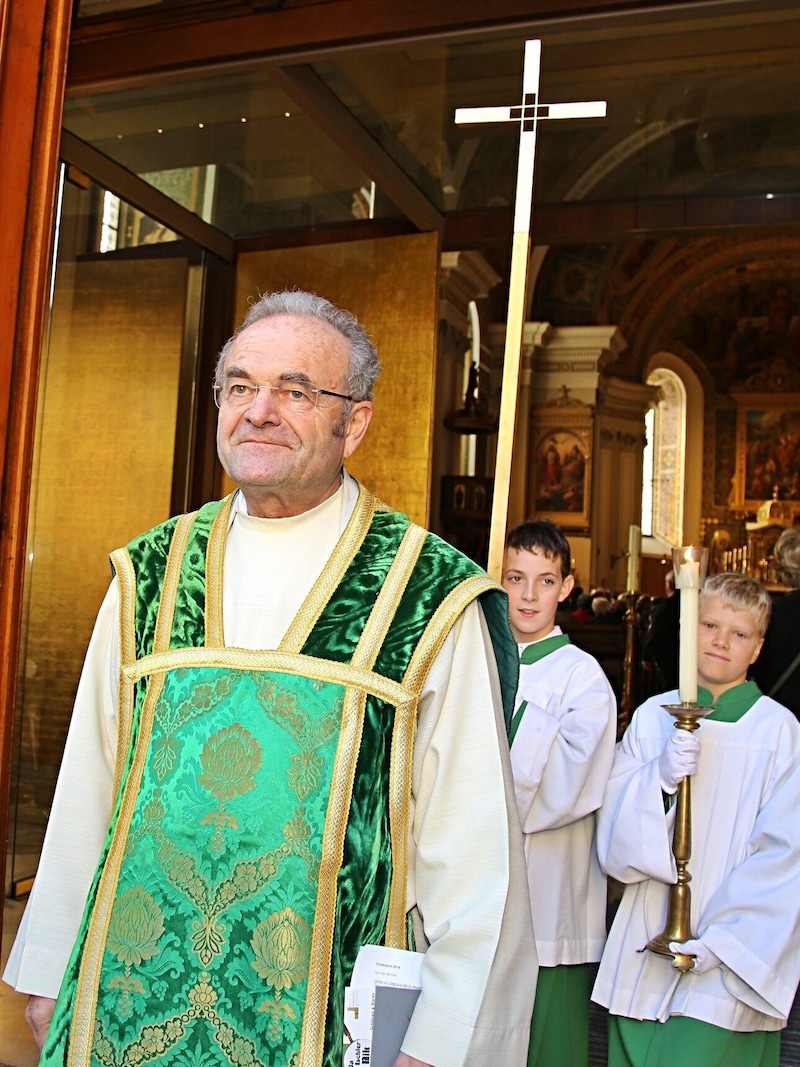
[502,519,617,1067]
[593,572,800,1067]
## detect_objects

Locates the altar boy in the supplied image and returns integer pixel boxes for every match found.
[592,572,800,1067]
[502,520,617,1067]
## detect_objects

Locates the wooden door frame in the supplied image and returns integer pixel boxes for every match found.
[0,0,72,920]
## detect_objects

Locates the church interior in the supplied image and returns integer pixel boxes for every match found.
[2,0,800,1062]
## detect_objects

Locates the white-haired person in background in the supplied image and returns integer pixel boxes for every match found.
[751,525,800,719]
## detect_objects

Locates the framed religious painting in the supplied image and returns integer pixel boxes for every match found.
[732,396,800,511]
[529,425,592,533]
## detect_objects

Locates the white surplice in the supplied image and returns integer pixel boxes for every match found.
[592,689,800,1032]
[510,630,617,966]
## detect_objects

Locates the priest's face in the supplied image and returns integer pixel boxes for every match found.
[216,314,372,518]
[697,594,764,700]
[502,547,574,644]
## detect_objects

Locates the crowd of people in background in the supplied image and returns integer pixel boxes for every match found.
[562,587,630,624]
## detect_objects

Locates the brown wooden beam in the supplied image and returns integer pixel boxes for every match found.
[66,0,740,89]
[443,191,800,248]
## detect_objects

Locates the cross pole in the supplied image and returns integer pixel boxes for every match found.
[455,39,606,580]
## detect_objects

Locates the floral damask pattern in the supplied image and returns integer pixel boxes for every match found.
[251,908,312,992]
[199,725,263,805]
[107,887,165,967]
[90,668,342,1065]
[152,674,234,783]
[257,679,342,801]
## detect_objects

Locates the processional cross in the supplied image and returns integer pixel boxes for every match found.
[455,40,607,579]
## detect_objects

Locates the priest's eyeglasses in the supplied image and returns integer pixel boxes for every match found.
[213,377,354,414]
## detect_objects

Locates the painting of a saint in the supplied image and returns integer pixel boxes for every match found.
[534,431,587,515]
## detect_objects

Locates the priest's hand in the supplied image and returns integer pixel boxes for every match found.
[393,1055,433,1067]
[658,730,700,793]
[25,995,56,1049]
[669,939,721,974]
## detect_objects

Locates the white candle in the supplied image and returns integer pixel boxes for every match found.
[677,559,701,588]
[626,524,641,592]
[676,557,701,704]
[678,585,699,704]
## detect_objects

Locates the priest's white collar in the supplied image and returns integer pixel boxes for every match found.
[227,468,359,534]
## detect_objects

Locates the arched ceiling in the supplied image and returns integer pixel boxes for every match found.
[533,236,800,388]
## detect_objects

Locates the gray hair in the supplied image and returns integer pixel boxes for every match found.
[700,572,772,638]
[774,527,800,588]
[214,289,381,401]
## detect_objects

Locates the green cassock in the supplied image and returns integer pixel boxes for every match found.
[39,488,518,1067]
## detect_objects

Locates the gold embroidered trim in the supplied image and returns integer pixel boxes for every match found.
[385,694,418,948]
[69,670,168,1067]
[342,521,427,949]
[299,686,367,1067]
[280,483,376,654]
[385,574,499,944]
[206,494,235,647]
[121,647,411,707]
[350,523,426,671]
[152,512,196,656]
[110,548,137,802]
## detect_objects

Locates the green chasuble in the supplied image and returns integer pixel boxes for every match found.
[40,486,518,1067]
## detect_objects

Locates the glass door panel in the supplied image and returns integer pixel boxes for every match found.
[7,168,198,894]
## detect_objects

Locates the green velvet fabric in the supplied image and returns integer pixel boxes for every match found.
[476,580,520,728]
[126,497,225,659]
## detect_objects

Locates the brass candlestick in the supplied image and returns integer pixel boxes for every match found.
[646,700,712,972]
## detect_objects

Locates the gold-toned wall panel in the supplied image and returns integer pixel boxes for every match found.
[19,257,186,820]
[232,235,440,525]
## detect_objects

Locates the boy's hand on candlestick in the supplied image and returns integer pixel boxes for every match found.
[658,731,700,793]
